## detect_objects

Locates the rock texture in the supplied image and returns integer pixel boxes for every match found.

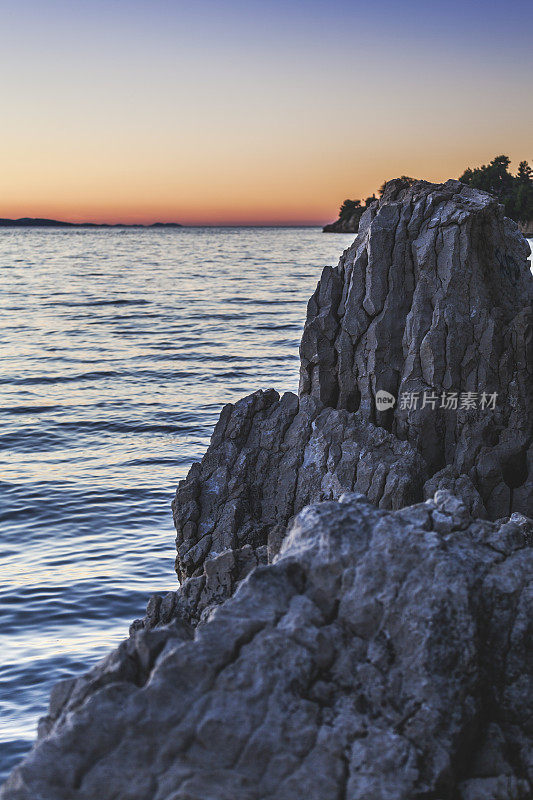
[2,179,532,800]
[169,179,532,620]
[302,179,533,519]
[172,389,425,586]
[3,494,532,800]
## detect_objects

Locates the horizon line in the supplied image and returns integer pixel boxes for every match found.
[0,216,334,229]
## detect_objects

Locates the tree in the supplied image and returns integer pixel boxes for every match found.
[379,176,414,196]
[517,160,532,183]
[339,199,361,220]
[459,156,533,224]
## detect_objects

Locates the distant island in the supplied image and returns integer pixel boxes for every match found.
[324,156,533,237]
[0,218,182,228]
[322,195,376,233]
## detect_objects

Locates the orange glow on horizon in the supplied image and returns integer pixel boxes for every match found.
[5,152,531,227]
[2,153,530,227]
[1,1,531,228]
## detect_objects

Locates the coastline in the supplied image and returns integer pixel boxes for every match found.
[3,179,532,799]
[0,218,183,229]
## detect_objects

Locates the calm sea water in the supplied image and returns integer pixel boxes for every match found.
[2,228,532,781]
[0,226,357,780]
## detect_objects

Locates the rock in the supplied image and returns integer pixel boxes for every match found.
[301,179,533,518]
[172,388,426,590]
[323,210,363,233]
[2,496,531,800]
[169,179,531,592]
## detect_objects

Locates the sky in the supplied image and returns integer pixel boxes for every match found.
[1,0,532,225]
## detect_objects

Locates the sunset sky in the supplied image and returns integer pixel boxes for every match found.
[1,0,532,225]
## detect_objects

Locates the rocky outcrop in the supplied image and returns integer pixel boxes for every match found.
[323,210,363,233]
[3,494,532,800]
[303,179,533,519]
[172,389,425,586]
[323,198,376,233]
[170,180,531,610]
[2,179,532,800]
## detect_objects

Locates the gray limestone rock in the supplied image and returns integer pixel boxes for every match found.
[2,495,531,800]
[300,179,533,518]
[172,388,426,588]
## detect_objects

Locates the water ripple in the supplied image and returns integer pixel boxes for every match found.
[0,225,424,779]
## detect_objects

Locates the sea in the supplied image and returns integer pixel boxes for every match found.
[0,226,359,781]
[1,227,532,782]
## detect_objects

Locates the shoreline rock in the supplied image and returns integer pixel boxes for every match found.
[3,495,532,799]
[304,179,532,519]
[322,212,362,233]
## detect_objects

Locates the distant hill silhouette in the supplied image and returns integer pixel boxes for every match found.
[0,218,182,228]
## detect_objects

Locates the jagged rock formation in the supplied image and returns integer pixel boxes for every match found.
[303,179,533,519]
[2,179,532,800]
[3,494,532,800]
[172,389,425,584]
[170,179,531,615]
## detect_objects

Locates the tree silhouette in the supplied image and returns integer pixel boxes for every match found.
[460,155,533,224]
[339,199,361,220]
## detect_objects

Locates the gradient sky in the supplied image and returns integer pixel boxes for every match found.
[1,0,532,224]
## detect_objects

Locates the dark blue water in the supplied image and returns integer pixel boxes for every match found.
[0,226,358,780]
